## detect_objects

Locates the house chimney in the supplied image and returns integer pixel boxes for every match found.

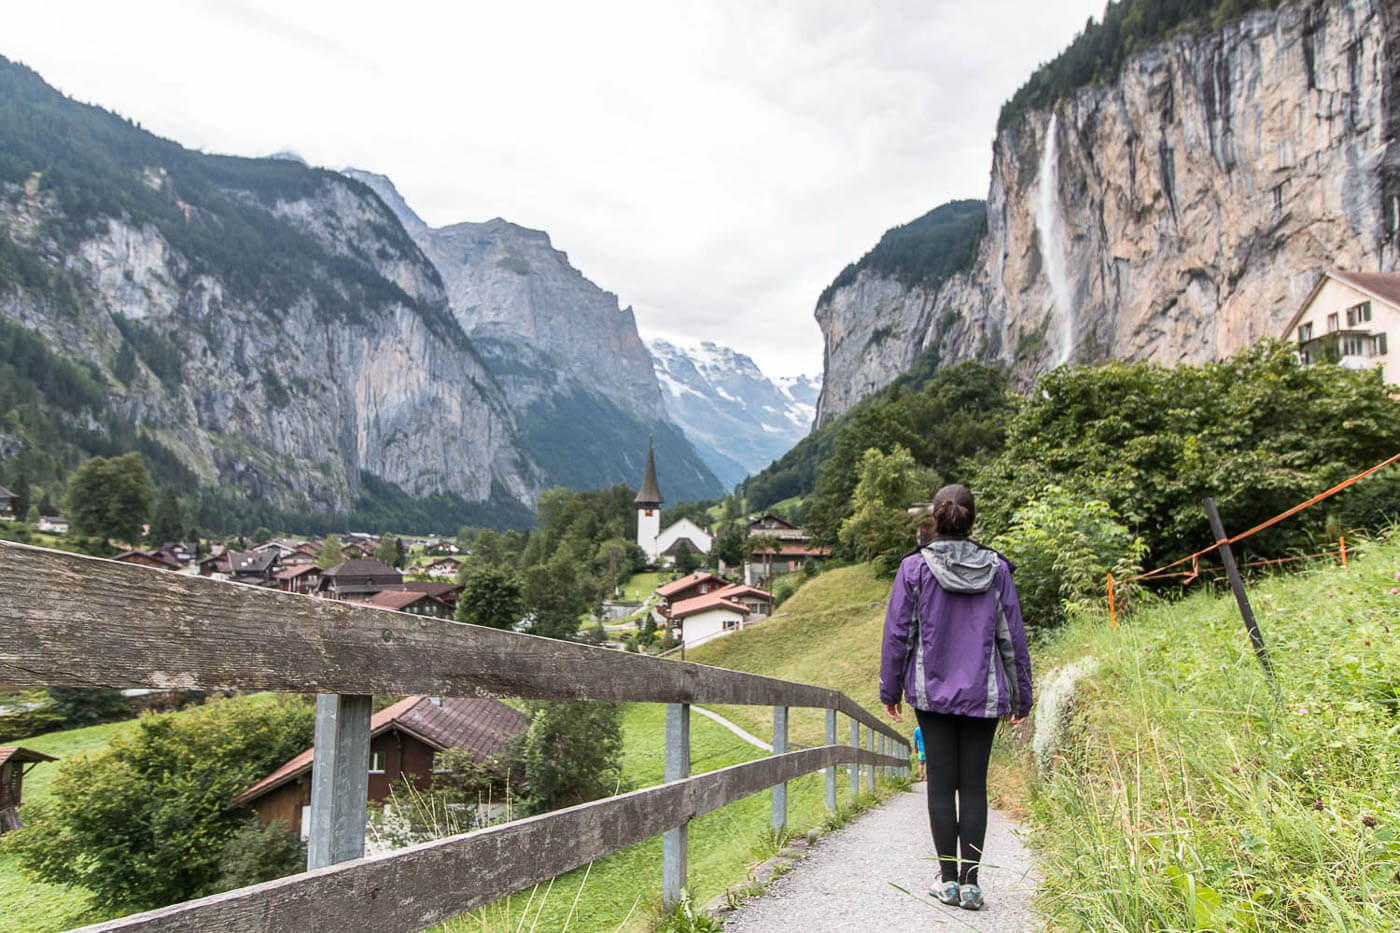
[429,696,443,707]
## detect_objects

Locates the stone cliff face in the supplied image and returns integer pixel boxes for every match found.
[0,55,541,519]
[816,0,1398,420]
[345,171,724,501]
[0,174,537,514]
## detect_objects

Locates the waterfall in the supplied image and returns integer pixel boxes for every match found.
[1035,112,1075,365]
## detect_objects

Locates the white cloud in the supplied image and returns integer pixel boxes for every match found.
[4,0,1103,376]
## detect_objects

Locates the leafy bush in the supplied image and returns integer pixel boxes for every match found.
[974,342,1400,569]
[3,696,314,911]
[836,445,932,569]
[45,687,131,727]
[516,700,625,815]
[213,818,305,893]
[991,485,1147,632]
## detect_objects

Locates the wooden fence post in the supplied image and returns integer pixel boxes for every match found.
[1202,497,1274,683]
[849,720,860,797]
[662,703,690,907]
[771,705,788,832]
[824,708,837,813]
[306,693,372,871]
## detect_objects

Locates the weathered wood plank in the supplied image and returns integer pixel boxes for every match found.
[75,745,906,933]
[0,541,906,743]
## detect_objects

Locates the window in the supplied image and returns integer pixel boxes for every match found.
[1327,312,1340,333]
[369,751,384,774]
[300,805,311,841]
[1375,333,1389,356]
[1346,301,1372,326]
[1298,322,1314,342]
[1341,336,1367,357]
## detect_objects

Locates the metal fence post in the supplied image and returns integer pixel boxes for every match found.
[772,705,788,832]
[865,727,875,792]
[307,693,372,870]
[662,703,690,907]
[879,734,886,776]
[849,720,860,796]
[824,708,837,813]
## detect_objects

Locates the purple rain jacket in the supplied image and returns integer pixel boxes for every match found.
[879,538,1033,719]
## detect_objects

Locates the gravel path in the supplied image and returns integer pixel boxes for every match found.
[723,783,1040,932]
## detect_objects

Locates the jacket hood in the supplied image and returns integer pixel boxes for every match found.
[920,538,999,594]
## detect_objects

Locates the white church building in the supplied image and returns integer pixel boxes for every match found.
[635,445,713,565]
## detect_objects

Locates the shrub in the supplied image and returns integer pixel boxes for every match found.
[213,818,305,892]
[991,485,1147,633]
[516,701,624,815]
[3,696,314,911]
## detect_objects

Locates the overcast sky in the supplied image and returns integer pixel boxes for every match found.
[6,0,1104,378]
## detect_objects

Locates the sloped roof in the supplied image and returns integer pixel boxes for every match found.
[670,593,750,620]
[275,564,320,581]
[634,444,663,506]
[354,590,445,612]
[0,746,58,766]
[0,486,14,500]
[229,550,278,574]
[385,582,463,600]
[230,696,526,807]
[1284,269,1400,335]
[655,571,727,599]
[324,558,399,578]
[712,583,773,602]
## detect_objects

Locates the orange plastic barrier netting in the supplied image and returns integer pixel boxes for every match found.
[1105,451,1399,627]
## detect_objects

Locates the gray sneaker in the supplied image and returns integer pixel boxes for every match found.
[958,883,984,910]
[932,880,960,905]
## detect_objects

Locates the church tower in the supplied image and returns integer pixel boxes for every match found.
[635,442,663,563]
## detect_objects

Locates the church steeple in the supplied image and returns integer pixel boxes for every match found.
[634,441,664,508]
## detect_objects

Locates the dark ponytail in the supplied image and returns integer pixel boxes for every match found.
[930,484,975,538]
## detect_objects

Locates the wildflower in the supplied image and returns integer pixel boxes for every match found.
[1312,799,1324,811]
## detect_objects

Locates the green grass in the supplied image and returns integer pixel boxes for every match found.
[443,703,900,931]
[0,717,140,932]
[1029,532,1400,930]
[620,572,663,602]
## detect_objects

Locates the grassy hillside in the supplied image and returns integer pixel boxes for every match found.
[1031,533,1400,929]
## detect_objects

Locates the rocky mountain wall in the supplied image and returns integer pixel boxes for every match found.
[816,0,1398,421]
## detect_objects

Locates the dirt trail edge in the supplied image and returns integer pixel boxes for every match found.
[723,782,1040,931]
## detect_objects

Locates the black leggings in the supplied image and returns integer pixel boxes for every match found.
[914,709,998,886]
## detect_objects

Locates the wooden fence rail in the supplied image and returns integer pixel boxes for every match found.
[0,541,910,930]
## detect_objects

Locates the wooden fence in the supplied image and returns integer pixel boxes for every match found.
[0,541,910,931]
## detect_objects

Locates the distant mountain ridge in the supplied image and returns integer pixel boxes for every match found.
[344,170,723,502]
[647,338,818,488]
[0,55,720,533]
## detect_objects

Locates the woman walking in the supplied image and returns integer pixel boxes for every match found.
[879,483,1032,911]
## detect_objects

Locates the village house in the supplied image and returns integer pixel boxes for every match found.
[746,513,806,541]
[230,695,526,840]
[424,556,462,580]
[0,746,57,832]
[349,589,453,619]
[199,549,231,579]
[426,540,461,555]
[669,592,750,647]
[228,550,280,586]
[0,486,16,521]
[341,542,370,560]
[315,558,403,600]
[1285,270,1398,385]
[744,540,831,584]
[36,514,69,534]
[383,581,464,612]
[113,548,185,571]
[654,571,729,609]
[275,564,323,595]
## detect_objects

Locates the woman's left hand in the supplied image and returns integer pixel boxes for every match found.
[884,702,903,723]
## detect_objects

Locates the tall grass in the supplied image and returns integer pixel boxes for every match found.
[1031,534,1400,929]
